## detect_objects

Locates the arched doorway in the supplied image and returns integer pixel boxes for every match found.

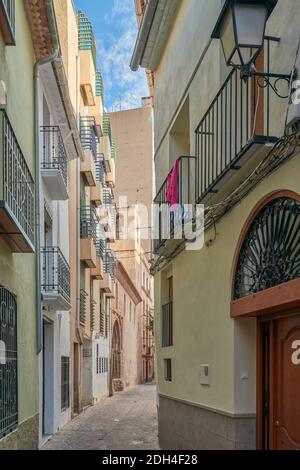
[111,321,122,391]
[231,191,300,450]
[0,287,18,439]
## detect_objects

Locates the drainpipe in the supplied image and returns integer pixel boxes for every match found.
[35,0,60,353]
[76,54,83,347]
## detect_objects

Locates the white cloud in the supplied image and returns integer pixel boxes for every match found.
[97,0,148,111]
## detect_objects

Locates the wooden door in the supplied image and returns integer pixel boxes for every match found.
[271,315,300,449]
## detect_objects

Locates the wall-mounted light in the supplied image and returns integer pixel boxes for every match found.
[211,0,295,96]
[211,0,277,69]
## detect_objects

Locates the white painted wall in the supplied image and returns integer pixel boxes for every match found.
[93,334,109,402]
[39,70,71,444]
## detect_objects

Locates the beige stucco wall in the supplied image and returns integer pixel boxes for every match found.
[0,0,38,446]
[110,106,153,251]
[156,154,300,415]
[54,0,82,412]
[153,0,300,416]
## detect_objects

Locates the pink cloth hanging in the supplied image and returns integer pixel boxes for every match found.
[166,158,180,206]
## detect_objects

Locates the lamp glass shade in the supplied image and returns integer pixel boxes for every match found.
[220,2,268,68]
[219,7,236,65]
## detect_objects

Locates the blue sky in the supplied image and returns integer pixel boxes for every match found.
[74,0,147,111]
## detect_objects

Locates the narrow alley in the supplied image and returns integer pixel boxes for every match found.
[42,385,159,450]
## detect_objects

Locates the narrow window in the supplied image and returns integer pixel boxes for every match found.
[164,359,172,382]
[61,356,70,410]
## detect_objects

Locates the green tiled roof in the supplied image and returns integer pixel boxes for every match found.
[96,71,104,99]
[102,114,112,145]
[77,10,97,69]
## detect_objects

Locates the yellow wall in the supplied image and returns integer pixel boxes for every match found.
[153,0,300,415]
[0,1,38,426]
[156,154,300,415]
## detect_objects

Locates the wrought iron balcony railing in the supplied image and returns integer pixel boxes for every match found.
[41,246,71,310]
[41,126,68,200]
[0,110,35,252]
[80,116,99,161]
[0,0,15,45]
[153,156,196,255]
[103,187,114,206]
[104,248,116,281]
[80,204,98,247]
[97,226,106,259]
[195,38,289,203]
[80,289,88,325]
[96,153,106,185]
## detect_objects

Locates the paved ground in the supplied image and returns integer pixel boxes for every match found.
[42,384,159,450]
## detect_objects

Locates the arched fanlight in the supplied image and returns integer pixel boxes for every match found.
[211,0,278,69]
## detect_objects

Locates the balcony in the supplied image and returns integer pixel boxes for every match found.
[0,110,34,252]
[195,41,288,205]
[153,156,196,256]
[96,153,106,186]
[80,289,88,326]
[91,237,104,281]
[80,116,99,162]
[102,187,116,241]
[91,255,104,280]
[41,126,68,201]
[0,0,15,45]
[106,158,115,187]
[100,272,114,297]
[80,149,96,187]
[90,181,103,207]
[80,205,98,268]
[41,246,71,311]
[100,248,116,297]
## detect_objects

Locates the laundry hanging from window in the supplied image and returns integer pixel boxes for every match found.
[166,158,180,206]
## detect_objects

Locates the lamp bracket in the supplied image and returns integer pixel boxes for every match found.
[240,66,297,99]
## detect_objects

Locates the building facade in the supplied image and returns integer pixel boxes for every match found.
[110,105,155,385]
[54,3,117,413]
[0,0,38,449]
[132,0,300,450]
[111,260,142,391]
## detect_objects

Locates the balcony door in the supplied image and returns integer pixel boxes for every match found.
[44,208,53,289]
[260,315,300,450]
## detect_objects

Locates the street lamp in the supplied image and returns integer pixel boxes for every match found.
[211,0,278,69]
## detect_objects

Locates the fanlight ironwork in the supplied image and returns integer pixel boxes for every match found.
[234,197,300,299]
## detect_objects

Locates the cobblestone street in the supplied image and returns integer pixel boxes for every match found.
[42,385,159,450]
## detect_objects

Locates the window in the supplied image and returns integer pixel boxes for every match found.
[96,344,99,374]
[105,313,109,337]
[164,359,172,382]
[97,356,108,374]
[0,287,18,438]
[162,302,173,347]
[0,0,16,45]
[61,356,70,411]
